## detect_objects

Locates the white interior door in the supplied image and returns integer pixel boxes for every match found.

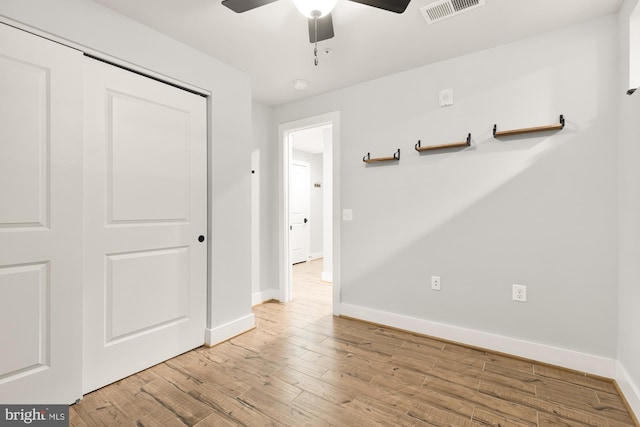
[290,161,310,264]
[83,58,208,393]
[0,24,83,404]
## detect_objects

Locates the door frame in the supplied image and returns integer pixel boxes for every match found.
[278,112,341,314]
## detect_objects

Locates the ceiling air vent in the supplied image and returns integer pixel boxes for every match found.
[420,0,485,24]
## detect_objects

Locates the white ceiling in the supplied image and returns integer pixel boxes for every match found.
[92,0,622,106]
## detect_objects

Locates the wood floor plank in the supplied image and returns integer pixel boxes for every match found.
[407,401,474,426]
[349,394,431,427]
[189,381,280,426]
[69,260,637,427]
[97,381,161,425]
[422,363,483,390]
[534,365,618,394]
[483,361,544,390]
[377,327,447,351]
[133,413,188,427]
[597,389,636,412]
[484,353,536,375]
[283,351,330,378]
[369,366,427,391]
[478,381,610,427]
[274,365,355,406]
[141,378,214,426]
[471,407,534,427]
[292,391,378,427]
[536,381,635,424]
[237,386,321,426]
[68,412,90,427]
[537,411,597,427]
[476,367,538,396]
[424,375,539,426]
[320,369,403,402]
[403,384,475,420]
[71,389,138,427]
[170,355,252,397]
[191,412,240,427]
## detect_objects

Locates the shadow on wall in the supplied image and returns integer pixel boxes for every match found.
[341,122,617,358]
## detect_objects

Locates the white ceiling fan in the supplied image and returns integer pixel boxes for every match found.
[221,0,412,64]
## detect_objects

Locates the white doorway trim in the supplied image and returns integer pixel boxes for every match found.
[278,112,341,314]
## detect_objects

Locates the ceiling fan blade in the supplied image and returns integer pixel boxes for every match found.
[222,0,278,13]
[347,0,411,13]
[308,13,335,43]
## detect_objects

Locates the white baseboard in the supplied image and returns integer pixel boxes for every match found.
[205,313,255,347]
[339,303,616,378]
[616,362,640,423]
[309,252,323,261]
[321,271,333,283]
[252,289,280,306]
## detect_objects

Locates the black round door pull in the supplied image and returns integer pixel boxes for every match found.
[198,235,205,242]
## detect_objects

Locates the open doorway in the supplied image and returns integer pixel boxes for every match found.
[279,112,340,314]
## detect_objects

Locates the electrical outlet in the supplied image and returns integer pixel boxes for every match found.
[512,284,527,302]
[431,276,441,291]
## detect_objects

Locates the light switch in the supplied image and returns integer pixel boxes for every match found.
[342,209,353,221]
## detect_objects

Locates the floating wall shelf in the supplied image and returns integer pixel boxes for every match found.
[415,133,471,152]
[363,149,400,163]
[493,115,565,137]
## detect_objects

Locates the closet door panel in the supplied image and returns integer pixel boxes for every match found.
[0,23,83,404]
[83,58,207,393]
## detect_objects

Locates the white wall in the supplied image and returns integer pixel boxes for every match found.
[252,101,279,302]
[630,6,640,90]
[275,16,620,371]
[292,149,324,258]
[0,0,254,343]
[617,0,640,419]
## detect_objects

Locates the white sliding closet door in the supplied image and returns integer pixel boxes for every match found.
[0,24,83,404]
[83,58,208,393]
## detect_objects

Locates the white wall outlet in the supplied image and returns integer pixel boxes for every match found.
[512,284,527,302]
[431,276,441,291]
[342,209,353,221]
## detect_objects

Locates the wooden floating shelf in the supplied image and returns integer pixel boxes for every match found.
[415,134,471,152]
[363,149,400,163]
[494,115,565,137]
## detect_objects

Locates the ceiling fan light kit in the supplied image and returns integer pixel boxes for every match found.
[292,0,338,18]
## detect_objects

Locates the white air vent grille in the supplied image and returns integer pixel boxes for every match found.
[420,0,485,24]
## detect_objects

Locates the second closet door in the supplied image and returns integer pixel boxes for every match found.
[83,58,208,393]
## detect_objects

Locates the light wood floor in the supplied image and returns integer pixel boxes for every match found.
[70,259,638,426]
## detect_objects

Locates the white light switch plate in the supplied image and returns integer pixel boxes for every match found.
[342,209,353,221]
